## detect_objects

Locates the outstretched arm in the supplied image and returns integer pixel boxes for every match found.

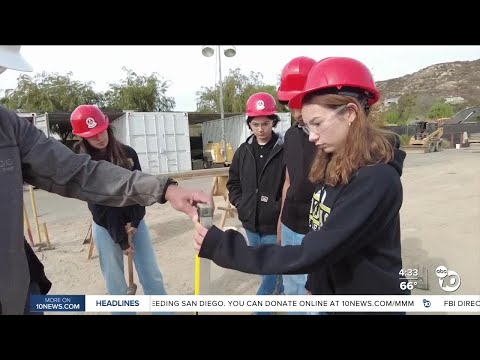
[7,108,212,217]
[195,166,401,275]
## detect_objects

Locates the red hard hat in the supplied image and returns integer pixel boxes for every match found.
[70,105,109,138]
[246,92,277,117]
[289,57,381,109]
[277,56,316,107]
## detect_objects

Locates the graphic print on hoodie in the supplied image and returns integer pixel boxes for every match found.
[309,185,329,231]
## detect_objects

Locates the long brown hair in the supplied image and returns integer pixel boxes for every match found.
[307,94,396,186]
[74,126,130,169]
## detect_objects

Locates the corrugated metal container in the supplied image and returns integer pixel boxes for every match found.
[201,112,291,151]
[112,111,192,175]
[33,113,50,138]
[17,112,36,124]
[275,112,293,137]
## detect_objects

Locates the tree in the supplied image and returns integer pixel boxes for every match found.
[0,71,103,142]
[49,122,76,143]
[102,67,175,112]
[0,68,177,142]
[0,71,101,112]
[411,94,436,119]
[428,101,454,119]
[195,68,287,113]
[384,109,401,124]
[397,94,417,124]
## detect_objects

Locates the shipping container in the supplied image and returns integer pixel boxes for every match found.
[112,111,192,175]
[201,112,291,151]
[17,112,36,125]
[31,112,64,140]
[32,113,49,137]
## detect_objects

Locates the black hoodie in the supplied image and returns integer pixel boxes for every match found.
[86,145,146,250]
[227,133,285,235]
[199,148,410,296]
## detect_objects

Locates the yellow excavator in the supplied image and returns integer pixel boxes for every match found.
[402,119,445,153]
[203,141,234,169]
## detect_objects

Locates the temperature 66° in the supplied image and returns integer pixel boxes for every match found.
[400,282,416,290]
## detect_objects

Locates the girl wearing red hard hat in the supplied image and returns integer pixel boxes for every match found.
[195,58,410,311]
[71,105,170,313]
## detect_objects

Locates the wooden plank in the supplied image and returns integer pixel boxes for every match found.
[217,206,237,212]
[161,167,229,181]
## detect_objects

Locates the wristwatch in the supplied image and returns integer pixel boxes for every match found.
[166,178,178,187]
[159,178,178,204]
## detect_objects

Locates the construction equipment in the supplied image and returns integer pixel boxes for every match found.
[402,120,444,153]
[202,141,234,169]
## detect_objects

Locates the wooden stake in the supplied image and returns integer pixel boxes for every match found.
[29,185,42,245]
[42,222,53,248]
[23,201,35,246]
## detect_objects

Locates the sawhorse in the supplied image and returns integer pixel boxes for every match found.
[210,174,237,228]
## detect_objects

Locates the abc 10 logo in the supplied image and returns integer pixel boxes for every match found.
[435,266,461,292]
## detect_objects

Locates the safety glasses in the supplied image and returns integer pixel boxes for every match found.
[301,104,349,136]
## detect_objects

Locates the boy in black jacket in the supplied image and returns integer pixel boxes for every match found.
[227,92,285,299]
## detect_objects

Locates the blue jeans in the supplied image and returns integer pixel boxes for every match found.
[281,224,308,296]
[282,224,324,315]
[93,220,170,315]
[245,229,283,315]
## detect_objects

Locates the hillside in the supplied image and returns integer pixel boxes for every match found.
[370,58,480,122]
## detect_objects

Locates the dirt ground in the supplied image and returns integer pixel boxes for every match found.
[23,148,480,315]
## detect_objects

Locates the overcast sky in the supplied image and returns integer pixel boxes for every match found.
[1,45,479,111]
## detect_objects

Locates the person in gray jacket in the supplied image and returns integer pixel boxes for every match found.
[0,46,213,315]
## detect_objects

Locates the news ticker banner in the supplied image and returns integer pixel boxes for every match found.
[30,294,480,313]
